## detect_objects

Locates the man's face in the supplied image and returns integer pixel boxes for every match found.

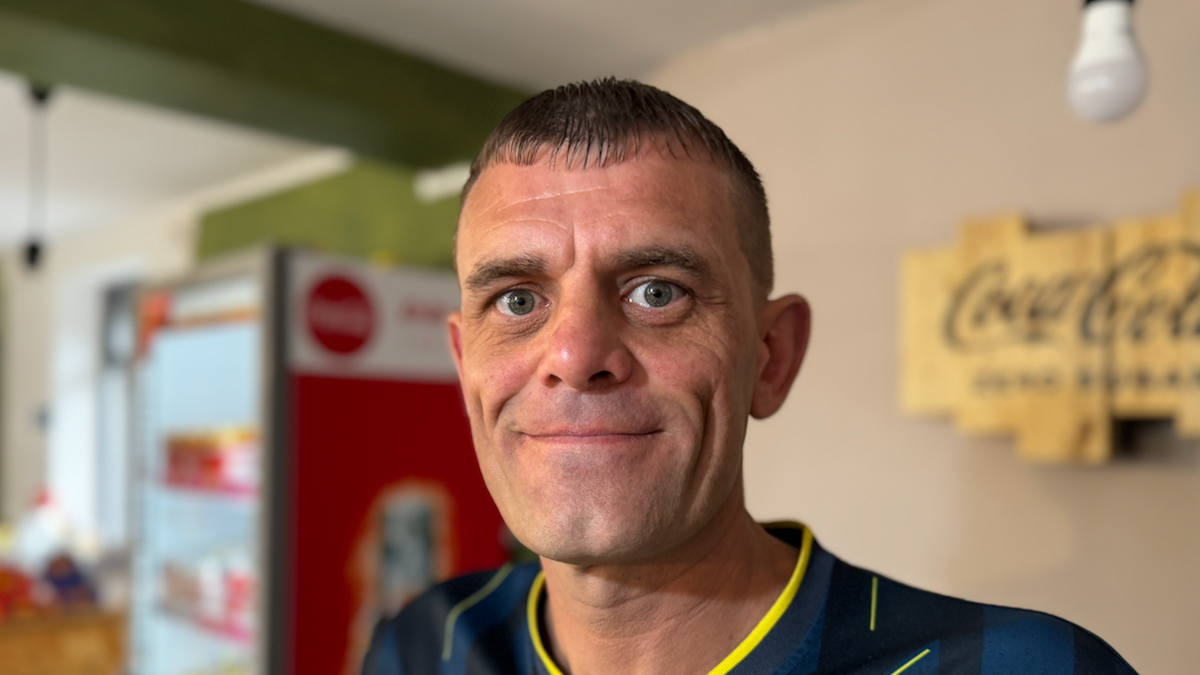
[449,151,766,565]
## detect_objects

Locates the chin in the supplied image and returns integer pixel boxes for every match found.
[512,510,678,567]
[527,539,647,567]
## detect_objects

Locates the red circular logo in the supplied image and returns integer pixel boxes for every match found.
[306,276,375,354]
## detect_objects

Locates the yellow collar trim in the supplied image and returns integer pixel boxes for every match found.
[526,523,814,675]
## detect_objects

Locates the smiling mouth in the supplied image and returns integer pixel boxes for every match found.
[521,430,661,443]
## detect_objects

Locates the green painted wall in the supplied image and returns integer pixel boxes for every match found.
[198,159,459,268]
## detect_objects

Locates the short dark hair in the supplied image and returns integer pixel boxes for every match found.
[460,78,773,294]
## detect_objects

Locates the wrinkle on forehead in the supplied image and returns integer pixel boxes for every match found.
[463,172,622,223]
[456,155,746,286]
[462,145,721,214]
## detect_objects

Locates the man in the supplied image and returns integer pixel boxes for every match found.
[363,79,1137,675]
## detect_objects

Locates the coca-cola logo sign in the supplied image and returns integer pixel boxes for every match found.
[306,276,375,354]
[944,243,1200,351]
[901,195,1200,464]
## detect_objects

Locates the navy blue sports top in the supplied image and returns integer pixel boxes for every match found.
[362,524,1138,675]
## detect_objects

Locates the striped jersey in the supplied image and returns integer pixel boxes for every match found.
[362,524,1137,675]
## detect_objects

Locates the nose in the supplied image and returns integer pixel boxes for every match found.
[538,291,633,390]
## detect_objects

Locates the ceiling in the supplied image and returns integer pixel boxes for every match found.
[0,0,834,248]
[242,0,829,91]
[0,69,326,247]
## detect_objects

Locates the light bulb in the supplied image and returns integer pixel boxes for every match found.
[1067,0,1147,123]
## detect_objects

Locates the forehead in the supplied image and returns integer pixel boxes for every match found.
[456,154,742,267]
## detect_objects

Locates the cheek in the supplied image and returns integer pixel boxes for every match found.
[460,331,541,428]
[633,319,755,408]
[641,348,717,402]
[631,339,736,438]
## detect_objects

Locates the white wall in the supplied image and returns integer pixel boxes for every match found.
[649,0,1200,672]
[1,204,197,532]
[1,252,51,524]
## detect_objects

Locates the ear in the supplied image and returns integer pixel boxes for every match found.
[447,310,466,382]
[750,294,811,419]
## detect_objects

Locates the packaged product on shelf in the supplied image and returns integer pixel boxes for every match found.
[164,429,259,494]
[157,546,257,640]
[222,548,255,636]
[160,560,200,617]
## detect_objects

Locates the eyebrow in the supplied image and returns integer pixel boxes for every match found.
[464,254,549,292]
[610,245,711,279]
[462,245,712,292]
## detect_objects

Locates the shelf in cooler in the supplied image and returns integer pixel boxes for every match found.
[157,480,258,499]
[155,606,254,646]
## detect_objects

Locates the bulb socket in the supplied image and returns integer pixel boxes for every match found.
[1084,0,1132,6]
[28,82,54,107]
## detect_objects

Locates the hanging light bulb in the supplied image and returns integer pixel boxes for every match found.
[1067,0,1147,123]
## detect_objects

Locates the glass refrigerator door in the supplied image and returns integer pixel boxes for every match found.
[131,275,264,675]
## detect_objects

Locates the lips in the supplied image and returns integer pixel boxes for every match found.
[517,430,663,450]
[523,428,659,438]
[497,387,673,451]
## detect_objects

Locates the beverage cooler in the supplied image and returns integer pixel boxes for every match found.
[130,248,509,675]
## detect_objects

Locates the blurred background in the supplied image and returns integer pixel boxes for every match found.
[0,0,1195,673]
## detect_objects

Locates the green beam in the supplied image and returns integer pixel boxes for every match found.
[0,0,529,167]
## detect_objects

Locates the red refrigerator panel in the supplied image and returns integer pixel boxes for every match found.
[289,375,505,675]
[283,251,508,675]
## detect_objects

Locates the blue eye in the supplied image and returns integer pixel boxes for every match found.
[628,280,676,308]
[496,289,539,316]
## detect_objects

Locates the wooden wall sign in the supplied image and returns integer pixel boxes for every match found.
[902,191,1200,463]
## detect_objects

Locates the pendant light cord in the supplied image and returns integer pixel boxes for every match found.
[26,83,53,270]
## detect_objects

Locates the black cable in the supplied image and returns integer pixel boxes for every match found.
[25,82,53,271]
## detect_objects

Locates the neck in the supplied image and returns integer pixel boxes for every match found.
[535,503,799,675]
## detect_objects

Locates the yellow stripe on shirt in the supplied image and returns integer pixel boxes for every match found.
[527,523,814,675]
